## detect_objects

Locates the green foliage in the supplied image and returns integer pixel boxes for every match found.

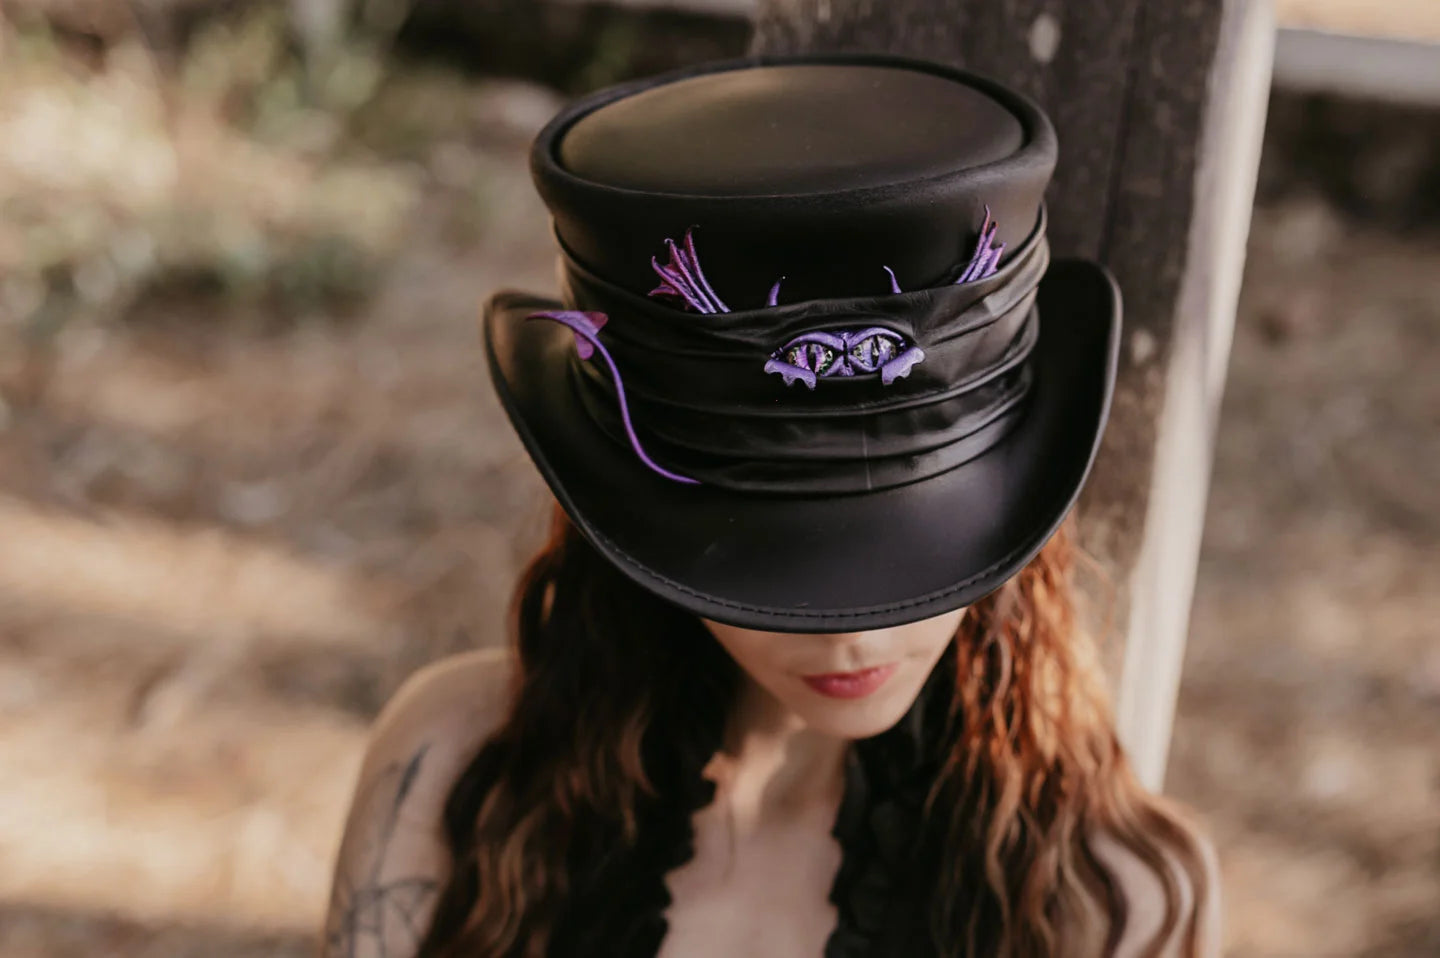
[0,3,421,332]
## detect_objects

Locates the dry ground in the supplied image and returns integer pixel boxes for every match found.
[1169,205,1440,957]
[0,26,1436,958]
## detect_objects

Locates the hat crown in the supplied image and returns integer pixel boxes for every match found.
[484,55,1120,628]
[558,64,1024,197]
[531,55,1056,308]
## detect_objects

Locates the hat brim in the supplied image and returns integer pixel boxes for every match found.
[483,259,1120,633]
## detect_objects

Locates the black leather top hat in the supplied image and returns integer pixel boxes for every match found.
[484,53,1121,632]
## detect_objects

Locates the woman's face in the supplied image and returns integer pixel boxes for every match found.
[701,607,966,740]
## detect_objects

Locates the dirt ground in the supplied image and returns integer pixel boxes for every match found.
[0,22,1436,958]
[1168,205,1440,956]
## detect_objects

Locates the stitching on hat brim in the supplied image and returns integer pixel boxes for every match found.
[573,496,1057,620]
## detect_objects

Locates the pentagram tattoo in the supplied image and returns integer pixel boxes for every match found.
[324,746,439,958]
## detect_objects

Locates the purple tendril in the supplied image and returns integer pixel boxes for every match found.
[767,277,784,308]
[527,310,701,485]
[955,205,1005,285]
[649,228,730,314]
[651,207,1003,315]
[649,228,789,311]
[882,265,902,295]
[876,207,1004,296]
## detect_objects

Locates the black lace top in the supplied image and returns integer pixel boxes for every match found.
[541,646,958,958]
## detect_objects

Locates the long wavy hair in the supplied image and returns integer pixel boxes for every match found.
[416,503,1211,957]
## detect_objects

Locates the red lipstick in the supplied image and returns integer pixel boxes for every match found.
[800,664,897,699]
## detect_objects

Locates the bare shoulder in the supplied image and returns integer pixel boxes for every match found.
[369,646,517,757]
[1090,822,1223,958]
[322,647,516,958]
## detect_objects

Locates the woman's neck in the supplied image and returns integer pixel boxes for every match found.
[703,676,849,834]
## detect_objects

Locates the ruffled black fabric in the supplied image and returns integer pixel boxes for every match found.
[824,645,956,957]
[545,626,737,958]
[553,754,721,956]
[548,644,958,957]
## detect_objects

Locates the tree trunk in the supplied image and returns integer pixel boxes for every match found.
[752,0,1275,789]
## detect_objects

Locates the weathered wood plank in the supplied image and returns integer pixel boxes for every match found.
[1278,0,1440,42]
[752,0,1274,788]
[1115,0,1275,787]
[1275,29,1440,105]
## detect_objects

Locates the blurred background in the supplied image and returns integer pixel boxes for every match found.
[0,1,1435,955]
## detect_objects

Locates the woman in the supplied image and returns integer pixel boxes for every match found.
[324,54,1219,957]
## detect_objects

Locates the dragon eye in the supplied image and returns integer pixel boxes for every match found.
[846,330,904,372]
[785,343,829,372]
[781,332,846,373]
[765,326,922,389]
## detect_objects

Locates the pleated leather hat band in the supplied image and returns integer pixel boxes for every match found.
[531,209,1050,495]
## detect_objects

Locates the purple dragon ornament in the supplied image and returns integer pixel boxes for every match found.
[524,308,701,485]
[525,209,1007,483]
[650,209,1005,390]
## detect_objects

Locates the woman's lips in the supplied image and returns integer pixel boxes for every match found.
[800,664,898,699]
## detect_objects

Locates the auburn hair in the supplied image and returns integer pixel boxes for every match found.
[417,503,1211,956]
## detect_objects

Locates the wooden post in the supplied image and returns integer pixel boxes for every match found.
[752,0,1275,790]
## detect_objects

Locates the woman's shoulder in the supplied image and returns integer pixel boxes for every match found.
[1083,823,1223,958]
[369,646,517,756]
[357,646,518,797]
[321,647,516,957]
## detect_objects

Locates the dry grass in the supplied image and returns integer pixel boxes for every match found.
[1170,209,1440,957]
[0,8,418,332]
[0,16,558,950]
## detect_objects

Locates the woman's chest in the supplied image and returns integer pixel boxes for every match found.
[655,802,845,958]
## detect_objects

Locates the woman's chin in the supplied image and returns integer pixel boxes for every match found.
[779,660,936,738]
[792,686,926,740]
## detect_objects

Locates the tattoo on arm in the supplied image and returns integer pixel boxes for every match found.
[324,746,440,958]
